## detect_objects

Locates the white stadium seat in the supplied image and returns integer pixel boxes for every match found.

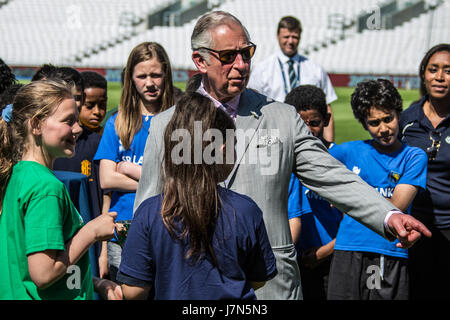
[0,0,448,75]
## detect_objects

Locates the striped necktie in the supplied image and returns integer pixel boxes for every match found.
[287,59,297,90]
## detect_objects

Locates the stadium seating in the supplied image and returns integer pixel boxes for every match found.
[0,0,448,75]
[76,0,390,69]
[0,0,176,66]
[308,1,450,74]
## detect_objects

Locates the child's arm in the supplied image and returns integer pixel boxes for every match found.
[121,284,151,300]
[388,184,420,213]
[315,239,336,261]
[98,192,112,278]
[289,217,302,245]
[99,159,138,192]
[302,239,336,268]
[116,161,142,182]
[93,277,123,300]
[27,212,117,289]
[98,241,109,279]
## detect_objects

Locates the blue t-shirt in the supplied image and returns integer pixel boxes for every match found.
[288,174,342,255]
[117,186,277,300]
[93,113,151,221]
[288,175,312,220]
[332,140,428,258]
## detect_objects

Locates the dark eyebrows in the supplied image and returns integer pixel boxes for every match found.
[428,63,450,68]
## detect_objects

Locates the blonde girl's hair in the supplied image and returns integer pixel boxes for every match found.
[0,80,73,212]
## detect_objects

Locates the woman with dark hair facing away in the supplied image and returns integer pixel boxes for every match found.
[0,80,120,299]
[399,43,450,300]
[116,92,277,300]
[94,42,175,281]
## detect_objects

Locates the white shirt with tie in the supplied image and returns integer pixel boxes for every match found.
[248,49,337,104]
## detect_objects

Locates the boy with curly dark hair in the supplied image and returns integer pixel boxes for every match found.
[327,79,428,300]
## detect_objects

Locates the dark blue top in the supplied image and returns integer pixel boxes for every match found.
[400,95,450,228]
[53,126,103,218]
[117,186,277,300]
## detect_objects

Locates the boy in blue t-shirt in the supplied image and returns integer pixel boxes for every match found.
[327,79,428,300]
[285,85,343,300]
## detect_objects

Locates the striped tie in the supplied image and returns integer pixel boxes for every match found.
[287,59,296,90]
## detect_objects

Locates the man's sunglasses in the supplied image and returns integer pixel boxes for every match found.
[366,115,394,127]
[196,42,257,64]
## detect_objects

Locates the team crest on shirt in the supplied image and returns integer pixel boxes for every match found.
[445,136,450,144]
[352,166,361,175]
[81,160,91,177]
[388,171,401,184]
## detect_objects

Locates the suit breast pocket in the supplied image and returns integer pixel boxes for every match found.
[254,136,283,177]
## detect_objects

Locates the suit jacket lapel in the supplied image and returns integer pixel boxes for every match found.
[227,89,265,184]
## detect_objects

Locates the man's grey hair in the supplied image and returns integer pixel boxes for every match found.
[191,11,251,62]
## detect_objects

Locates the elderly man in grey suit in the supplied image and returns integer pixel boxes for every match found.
[133,11,431,300]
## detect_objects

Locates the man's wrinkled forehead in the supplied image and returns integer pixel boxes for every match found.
[209,22,250,47]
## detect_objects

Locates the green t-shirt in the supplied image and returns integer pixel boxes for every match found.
[0,161,94,300]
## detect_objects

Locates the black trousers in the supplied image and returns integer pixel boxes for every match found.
[299,257,332,300]
[327,250,409,300]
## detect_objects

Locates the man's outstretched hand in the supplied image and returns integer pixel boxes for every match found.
[387,213,432,248]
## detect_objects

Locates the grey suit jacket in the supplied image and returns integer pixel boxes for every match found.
[134,88,397,300]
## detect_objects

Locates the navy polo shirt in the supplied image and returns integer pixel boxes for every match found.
[53,126,103,218]
[399,95,450,228]
[117,186,277,300]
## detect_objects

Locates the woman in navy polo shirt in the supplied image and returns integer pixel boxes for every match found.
[116,93,277,300]
[399,43,450,300]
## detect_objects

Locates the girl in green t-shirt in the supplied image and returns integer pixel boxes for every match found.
[0,80,122,300]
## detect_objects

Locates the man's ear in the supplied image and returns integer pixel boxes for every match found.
[192,51,208,74]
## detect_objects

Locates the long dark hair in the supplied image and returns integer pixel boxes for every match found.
[419,43,450,97]
[161,92,235,266]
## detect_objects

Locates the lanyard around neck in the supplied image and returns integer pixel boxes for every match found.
[278,58,300,95]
